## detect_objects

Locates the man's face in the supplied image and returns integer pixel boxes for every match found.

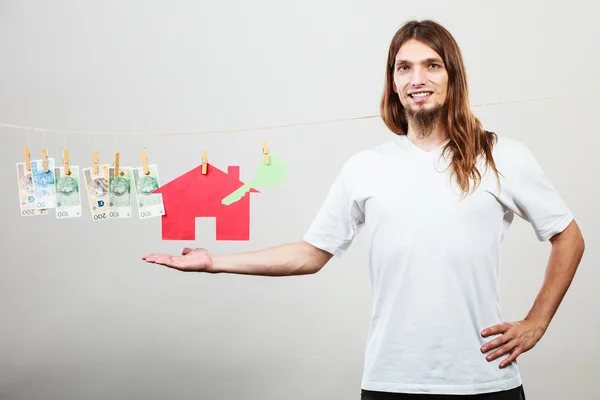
[393,39,448,117]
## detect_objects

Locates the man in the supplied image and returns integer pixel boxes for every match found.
[143,20,585,399]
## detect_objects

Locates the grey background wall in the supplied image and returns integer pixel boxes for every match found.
[0,1,598,399]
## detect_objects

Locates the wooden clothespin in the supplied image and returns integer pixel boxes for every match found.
[113,152,120,177]
[103,165,109,181]
[24,146,31,171]
[41,148,49,173]
[63,149,71,175]
[202,150,208,175]
[93,149,99,174]
[262,140,270,165]
[141,149,149,175]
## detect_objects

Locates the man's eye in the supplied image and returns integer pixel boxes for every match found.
[396,66,408,71]
[430,64,440,68]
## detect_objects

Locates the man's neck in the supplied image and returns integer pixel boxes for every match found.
[406,123,448,152]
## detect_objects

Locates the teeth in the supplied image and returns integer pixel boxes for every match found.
[410,92,432,98]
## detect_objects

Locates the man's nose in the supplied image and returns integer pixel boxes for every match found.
[410,68,427,86]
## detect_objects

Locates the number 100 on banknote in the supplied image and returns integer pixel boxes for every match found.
[55,166,83,218]
[132,165,164,219]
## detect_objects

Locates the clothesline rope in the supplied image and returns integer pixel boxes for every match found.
[1,91,598,137]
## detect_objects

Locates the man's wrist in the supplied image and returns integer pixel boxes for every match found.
[524,315,550,332]
[206,253,221,274]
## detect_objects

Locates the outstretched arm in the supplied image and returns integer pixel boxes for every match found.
[142,240,333,276]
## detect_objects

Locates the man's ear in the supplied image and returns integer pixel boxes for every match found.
[393,82,398,93]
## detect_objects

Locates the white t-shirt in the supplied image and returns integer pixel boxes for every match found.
[303,134,574,395]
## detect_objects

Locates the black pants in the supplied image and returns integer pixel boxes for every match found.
[361,385,525,400]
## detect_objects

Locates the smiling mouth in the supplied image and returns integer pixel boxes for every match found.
[408,91,433,99]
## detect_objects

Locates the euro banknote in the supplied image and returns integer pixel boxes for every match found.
[30,158,57,209]
[82,165,110,221]
[55,166,82,219]
[132,165,164,219]
[108,166,133,218]
[16,162,48,216]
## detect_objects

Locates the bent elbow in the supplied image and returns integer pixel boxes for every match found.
[573,221,586,255]
[578,233,586,254]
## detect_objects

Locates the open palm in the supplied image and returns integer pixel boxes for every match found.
[142,247,213,272]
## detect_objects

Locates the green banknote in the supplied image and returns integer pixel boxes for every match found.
[16,162,48,216]
[132,165,164,219]
[108,166,133,218]
[30,158,57,209]
[83,165,109,221]
[54,166,82,219]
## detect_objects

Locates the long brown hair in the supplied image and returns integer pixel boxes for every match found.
[380,19,500,196]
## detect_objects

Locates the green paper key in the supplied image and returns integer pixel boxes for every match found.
[222,156,287,205]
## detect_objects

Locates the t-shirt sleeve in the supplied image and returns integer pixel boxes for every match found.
[500,141,574,242]
[302,158,365,257]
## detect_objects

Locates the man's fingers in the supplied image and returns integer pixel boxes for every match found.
[499,347,522,368]
[481,328,515,353]
[143,253,171,261]
[486,339,518,362]
[143,254,180,268]
[146,254,171,264]
[143,252,198,271]
[143,249,192,259]
[480,320,536,368]
[481,322,511,337]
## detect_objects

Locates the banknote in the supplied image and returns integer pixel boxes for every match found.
[132,165,164,219]
[16,162,48,216]
[108,166,133,218]
[54,166,82,219]
[30,158,57,209]
[82,165,110,221]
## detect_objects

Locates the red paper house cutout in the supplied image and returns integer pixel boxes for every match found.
[153,164,259,241]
